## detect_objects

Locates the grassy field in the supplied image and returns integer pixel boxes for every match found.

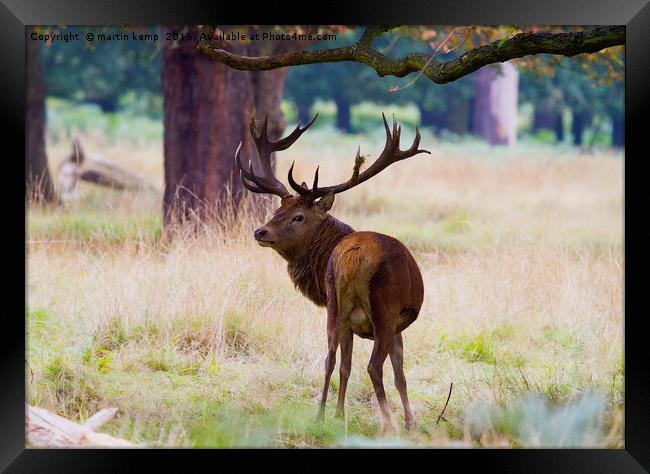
[27,118,624,447]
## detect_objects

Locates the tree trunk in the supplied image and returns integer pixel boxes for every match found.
[532,108,556,132]
[26,34,56,202]
[431,111,447,136]
[611,113,624,148]
[467,97,476,134]
[571,111,591,146]
[554,112,565,142]
[446,97,471,135]
[162,26,288,228]
[533,98,564,142]
[296,100,313,125]
[472,62,519,146]
[418,104,435,127]
[334,96,352,133]
[86,98,118,113]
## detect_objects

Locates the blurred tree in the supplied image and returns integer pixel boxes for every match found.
[473,62,519,145]
[609,86,624,148]
[26,31,56,202]
[162,26,342,227]
[285,30,375,133]
[176,26,625,226]
[554,66,589,145]
[285,68,320,124]
[518,50,624,146]
[41,26,161,113]
[388,34,475,136]
[284,30,481,136]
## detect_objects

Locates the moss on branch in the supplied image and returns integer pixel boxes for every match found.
[199,26,625,84]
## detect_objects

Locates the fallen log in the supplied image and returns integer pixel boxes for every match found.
[26,404,137,448]
[57,139,158,196]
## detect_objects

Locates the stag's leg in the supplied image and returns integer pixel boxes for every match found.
[335,327,353,419]
[318,277,341,420]
[367,320,397,435]
[389,332,416,430]
[318,327,340,420]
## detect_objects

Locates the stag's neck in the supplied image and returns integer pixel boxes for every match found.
[283,215,354,307]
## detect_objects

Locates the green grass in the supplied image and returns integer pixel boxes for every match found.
[27,119,623,448]
[28,211,161,245]
[46,97,163,145]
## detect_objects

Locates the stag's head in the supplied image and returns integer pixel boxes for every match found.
[235,113,430,254]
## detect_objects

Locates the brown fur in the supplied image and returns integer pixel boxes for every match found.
[329,232,424,339]
[286,214,354,306]
[254,196,424,433]
[241,113,429,434]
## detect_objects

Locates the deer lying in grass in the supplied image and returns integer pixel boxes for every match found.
[236,113,429,433]
[56,139,158,199]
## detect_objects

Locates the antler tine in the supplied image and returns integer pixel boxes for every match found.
[273,113,319,151]
[251,113,428,203]
[236,144,268,193]
[235,141,253,180]
[236,141,267,186]
[247,160,270,190]
[239,171,268,194]
[235,139,290,197]
[235,142,268,194]
[410,126,427,154]
[301,113,430,200]
[397,125,431,159]
[288,161,312,197]
[241,113,321,198]
[382,112,392,146]
[312,166,319,192]
[249,113,275,178]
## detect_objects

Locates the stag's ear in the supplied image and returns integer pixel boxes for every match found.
[314,192,335,216]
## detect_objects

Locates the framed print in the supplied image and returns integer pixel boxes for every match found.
[3,0,649,471]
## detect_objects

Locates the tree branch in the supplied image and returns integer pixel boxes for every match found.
[199,26,624,84]
[358,25,400,46]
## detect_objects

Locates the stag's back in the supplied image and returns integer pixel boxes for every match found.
[328,231,424,338]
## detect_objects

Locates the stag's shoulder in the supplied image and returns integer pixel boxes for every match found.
[329,231,409,281]
[336,231,410,255]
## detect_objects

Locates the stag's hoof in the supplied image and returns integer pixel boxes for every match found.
[381,420,398,437]
[334,409,345,420]
[405,418,416,431]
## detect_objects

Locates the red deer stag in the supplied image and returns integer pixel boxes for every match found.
[236,113,429,433]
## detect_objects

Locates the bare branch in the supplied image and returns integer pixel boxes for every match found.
[389,27,467,93]
[436,382,453,424]
[199,26,625,84]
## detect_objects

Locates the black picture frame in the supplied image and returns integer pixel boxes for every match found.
[4,0,648,471]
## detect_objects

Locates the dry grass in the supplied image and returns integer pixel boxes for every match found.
[27,128,624,447]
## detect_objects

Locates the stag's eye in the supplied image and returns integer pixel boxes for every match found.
[292,214,304,223]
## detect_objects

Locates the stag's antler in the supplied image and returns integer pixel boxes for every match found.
[235,112,318,198]
[288,113,430,202]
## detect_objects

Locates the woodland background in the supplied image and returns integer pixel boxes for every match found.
[26,26,623,447]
